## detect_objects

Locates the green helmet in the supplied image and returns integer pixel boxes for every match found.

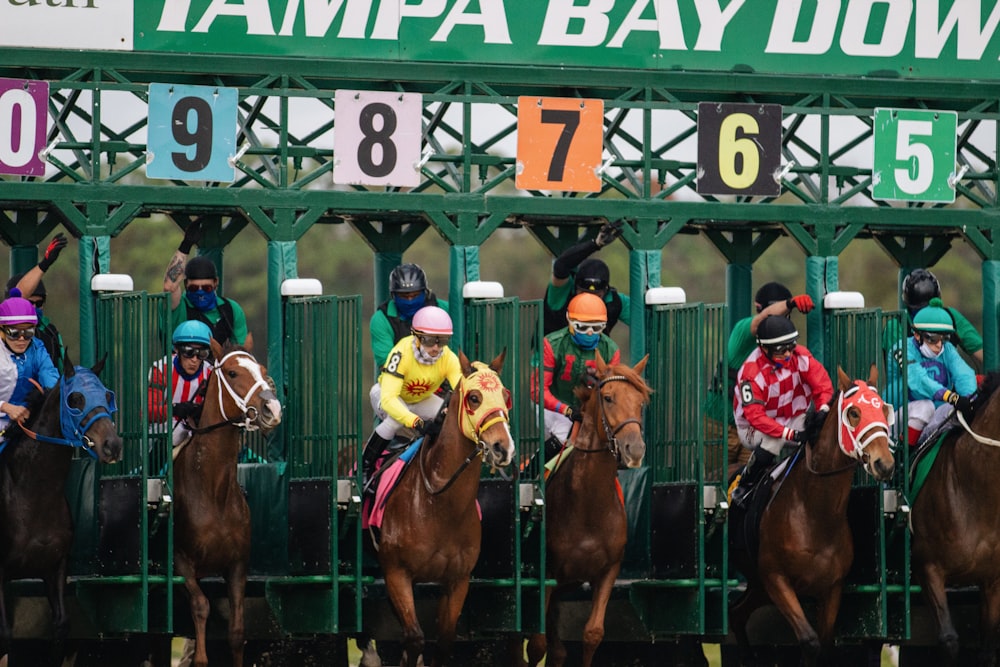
[912,298,954,334]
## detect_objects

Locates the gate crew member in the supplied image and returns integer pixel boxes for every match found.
[369,263,448,371]
[361,306,462,491]
[532,292,621,457]
[731,315,833,507]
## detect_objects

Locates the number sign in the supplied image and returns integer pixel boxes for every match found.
[147,83,238,182]
[516,96,603,192]
[697,102,782,196]
[873,108,957,203]
[333,90,422,187]
[0,78,48,176]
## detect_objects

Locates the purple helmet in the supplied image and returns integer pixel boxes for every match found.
[0,289,38,326]
[411,306,453,335]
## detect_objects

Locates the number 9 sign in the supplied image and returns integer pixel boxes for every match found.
[0,78,48,177]
[697,102,782,197]
[147,83,238,182]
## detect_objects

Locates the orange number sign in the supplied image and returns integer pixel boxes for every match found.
[516,96,603,192]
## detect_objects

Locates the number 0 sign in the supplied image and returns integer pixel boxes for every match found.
[0,78,49,176]
[516,97,603,192]
[147,83,238,182]
[334,90,422,187]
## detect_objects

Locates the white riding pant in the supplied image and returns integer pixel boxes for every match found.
[906,399,953,435]
[738,413,807,457]
[543,409,573,444]
[369,383,446,439]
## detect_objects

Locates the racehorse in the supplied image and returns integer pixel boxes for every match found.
[173,336,281,667]
[0,358,122,664]
[363,350,514,667]
[910,370,1000,665]
[518,351,651,667]
[729,365,895,666]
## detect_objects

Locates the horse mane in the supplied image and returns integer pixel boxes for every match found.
[973,371,1000,412]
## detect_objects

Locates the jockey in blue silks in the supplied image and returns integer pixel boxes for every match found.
[0,289,59,435]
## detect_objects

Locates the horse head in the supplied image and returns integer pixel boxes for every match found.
[209,334,282,433]
[833,365,895,481]
[456,349,515,469]
[61,356,123,464]
[587,351,652,468]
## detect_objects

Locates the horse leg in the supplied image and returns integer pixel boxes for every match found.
[0,578,10,659]
[729,580,768,664]
[978,579,1000,667]
[525,587,552,667]
[44,561,69,665]
[812,583,844,666]
[920,564,960,665]
[430,577,470,667]
[544,587,568,667]
[580,566,620,667]
[225,563,247,667]
[356,635,383,667]
[761,574,821,661]
[181,576,211,667]
[384,569,423,667]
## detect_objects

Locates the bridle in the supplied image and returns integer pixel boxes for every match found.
[571,375,643,458]
[189,350,271,433]
[806,381,892,477]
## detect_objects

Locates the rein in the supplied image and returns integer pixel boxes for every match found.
[956,409,1000,448]
[571,375,642,456]
[15,377,110,460]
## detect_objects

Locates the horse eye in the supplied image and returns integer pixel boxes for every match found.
[227,370,238,378]
[67,392,85,409]
[470,393,481,405]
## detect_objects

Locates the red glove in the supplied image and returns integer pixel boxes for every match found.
[787,294,814,313]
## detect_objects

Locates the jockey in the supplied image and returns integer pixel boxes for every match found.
[0,290,60,432]
[730,315,833,507]
[148,320,214,448]
[532,292,621,457]
[361,305,463,491]
[892,298,977,447]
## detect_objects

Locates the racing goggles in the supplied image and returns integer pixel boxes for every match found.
[919,332,946,344]
[2,326,35,340]
[577,277,608,293]
[416,334,450,348]
[569,319,606,335]
[765,341,797,355]
[177,345,210,360]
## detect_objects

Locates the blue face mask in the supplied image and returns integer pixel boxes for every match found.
[394,292,426,320]
[189,289,218,312]
[572,331,600,350]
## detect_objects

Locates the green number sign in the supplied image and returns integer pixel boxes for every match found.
[697,102,782,197]
[873,108,958,203]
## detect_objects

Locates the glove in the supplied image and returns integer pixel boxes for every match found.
[423,416,443,438]
[38,232,67,272]
[564,406,583,423]
[786,294,814,313]
[412,418,426,434]
[582,366,599,389]
[955,394,975,417]
[595,219,624,247]
[178,220,204,254]
[803,404,829,441]
[791,430,809,444]
[173,401,201,420]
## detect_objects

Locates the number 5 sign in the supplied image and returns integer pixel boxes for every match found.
[0,78,48,176]
[516,97,603,193]
[873,108,957,203]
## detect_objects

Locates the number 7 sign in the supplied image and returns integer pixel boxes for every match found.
[516,97,603,192]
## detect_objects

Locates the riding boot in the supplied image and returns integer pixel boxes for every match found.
[730,448,776,507]
[361,432,393,492]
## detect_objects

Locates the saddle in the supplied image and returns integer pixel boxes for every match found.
[728,447,802,566]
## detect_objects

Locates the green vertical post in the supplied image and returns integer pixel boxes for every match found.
[9,244,37,279]
[374,252,403,306]
[806,255,838,366]
[726,263,753,335]
[983,260,1000,372]
[628,249,660,365]
[448,246,480,355]
[79,235,110,367]
[267,240,298,405]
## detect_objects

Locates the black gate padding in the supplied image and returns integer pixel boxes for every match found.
[238,463,289,575]
[619,467,651,578]
[650,483,698,579]
[288,479,332,574]
[847,485,880,581]
[473,478,515,579]
[98,477,142,575]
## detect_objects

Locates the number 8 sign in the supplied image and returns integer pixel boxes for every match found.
[334,90,422,187]
[0,78,49,177]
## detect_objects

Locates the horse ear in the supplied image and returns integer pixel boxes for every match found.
[867,363,879,387]
[632,354,649,376]
[595,349,608,374]
[244,332,254,351]
[458,350,474,376]
[210,338,224,361]
[489,348,507,374]
[90,352,107,377]
[837,366,851,391]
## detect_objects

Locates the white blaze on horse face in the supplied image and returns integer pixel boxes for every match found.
[235,355,283,423]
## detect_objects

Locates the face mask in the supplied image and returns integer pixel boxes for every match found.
[395,292,426,320]
[919,342,943,359]
[189,289,218,312]
[571,331,600,350]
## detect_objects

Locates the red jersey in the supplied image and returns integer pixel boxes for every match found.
[148,356,212,424]
[733,345,833,439]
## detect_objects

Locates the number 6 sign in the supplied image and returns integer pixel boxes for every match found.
[0,78,49,176]
[697,102,782,196]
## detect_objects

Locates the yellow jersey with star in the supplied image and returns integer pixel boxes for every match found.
[378,335,463,428]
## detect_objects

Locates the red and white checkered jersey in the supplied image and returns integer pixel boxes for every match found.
[733,346,833,439]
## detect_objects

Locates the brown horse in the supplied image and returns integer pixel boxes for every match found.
[173,336,281,667]
[729,366,895,666]
[518,351,651,667]
[366,350,514,667]
[0,359,122,664]
[910,371,1000,665]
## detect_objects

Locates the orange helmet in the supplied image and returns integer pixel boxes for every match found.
[567,293,607,322]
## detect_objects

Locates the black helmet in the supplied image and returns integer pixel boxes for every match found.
[185,256,217,280]
[389,263,427,295]
[575,259,610,293]
[902,269,940,310]
[754,282,792,313]
[757,315,798,347]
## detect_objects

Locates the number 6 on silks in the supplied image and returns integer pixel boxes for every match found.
[147,83,238,182]
[333,90,423,187]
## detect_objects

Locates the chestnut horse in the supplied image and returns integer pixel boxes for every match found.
[363,350,514,667]
[518,351,651,667]
[0,359,122,664]
[729,366,895,666]
[910,371,1000,665]
[174,336,281,667]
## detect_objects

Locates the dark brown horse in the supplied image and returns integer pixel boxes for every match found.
[729,366,895,666]
[363,350,514,667]
[0,359,122,663]
[174,336,281,667]
[518,351,651,667]
[910,371,1000,665]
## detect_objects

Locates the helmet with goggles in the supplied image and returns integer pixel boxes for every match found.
[172,320,213,347]
[912,298,954,334]
[0,289,38,327]
[756,315,798,352]
[574,259,610,294]
[567,292,607,322]
[411,306,453,335]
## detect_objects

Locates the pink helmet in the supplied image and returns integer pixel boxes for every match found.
[0,289,38,326]
[411,306,453,335]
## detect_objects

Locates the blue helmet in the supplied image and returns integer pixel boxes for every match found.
[172,320,212,346]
